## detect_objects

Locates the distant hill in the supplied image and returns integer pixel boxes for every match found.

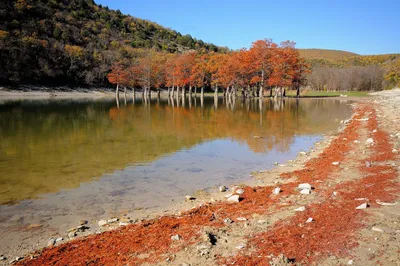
[299,49,359,60]
[0,0,228,86]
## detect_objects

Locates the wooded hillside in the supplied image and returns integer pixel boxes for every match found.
[0,0,228,87]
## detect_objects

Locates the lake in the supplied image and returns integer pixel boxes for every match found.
[0,96,352,254]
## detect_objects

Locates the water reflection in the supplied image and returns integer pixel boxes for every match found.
[0,97,352,204]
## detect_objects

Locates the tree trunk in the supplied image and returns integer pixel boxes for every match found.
[182,86,185,98]
[189,85,192,97]
[214,84,218,98]
[116,84,119,99]
[283,87,286,97]
[176,86,180,98]
[259,86,263,98]
[296,86,300,98]
[201,86,204,98]
[132,88,136,99]
[269,87,273,97]
[194,86,197,97]
[171,86,175,98]
[157,88,161,98]
[167,87,171,97]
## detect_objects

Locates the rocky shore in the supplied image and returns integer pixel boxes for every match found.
[2,90,400,265]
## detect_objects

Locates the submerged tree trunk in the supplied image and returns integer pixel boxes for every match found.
[182,86,185,98]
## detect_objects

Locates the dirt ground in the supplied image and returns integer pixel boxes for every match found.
[4,90,400,266]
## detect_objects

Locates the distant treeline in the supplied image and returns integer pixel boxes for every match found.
[0,0,399,92]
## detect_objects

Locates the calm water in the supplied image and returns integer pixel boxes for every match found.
[0,96,352,254]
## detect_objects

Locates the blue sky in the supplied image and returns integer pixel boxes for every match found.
[95,0,399,55]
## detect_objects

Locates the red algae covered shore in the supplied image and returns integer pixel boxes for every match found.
[16,98,400,266]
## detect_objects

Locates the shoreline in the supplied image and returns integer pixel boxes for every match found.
[2,91,400,265]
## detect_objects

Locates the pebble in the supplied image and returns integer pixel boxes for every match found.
[348,260,354,265]
[371,227,384,233]
[47,238,56,247]
[393,149,398,153]
[365,161,372,168]
[372,129,377,133]
[98,220,107,227]
[332,162,340,166]
[299,151,307,155]
[236,217,247,221]
[376,201,397,206]
[79,220,88,225]
[332,191,338,197]
[366,138,374,145]
[55,237,63,243]
[227,195,240,203]
[223,218,233,224]
[356,203,368,210]
[354,140,360,143]
[295,206,306,212]
[306,217,313,223]
[68,231,77,239]
[9,257,23,264]
[300,189,311,195]
[185,195,196,201]
[272,187,281,195]
[235,189,245,195]
[236,244,246,249]
[107,218,119,223]
[298,183,312,190]
[171,234,182,241]
[219,186,227,192]
[0,256,6,261]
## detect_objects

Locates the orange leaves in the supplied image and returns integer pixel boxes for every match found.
[106,39,309,91]
[107,63,128,86]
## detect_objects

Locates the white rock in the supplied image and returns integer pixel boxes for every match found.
[295,206,306,212]
[98,220,107,227]
[171,234,181,241]
[366,138,374,144]
[47,238,56,247]
[299,151,307,155]
[68,231,77,239]
[235,189,245,195]
[223,218,233,224]
[236,217,247,221]
[393,149,398,153]
[55,237,63,243]
[354,140,360,144]
[300,189,311,195]
[236,244,246,249]
[272,187,281,195]
[298,183,312,190]
[224,193,233,198]
[348,260,354,265]
[371,227,384,233]
[332,162,340,166]
[185,195,196,201]
[107,218,119,223]
[306,217,313,223]
[227,195,240,203]
[376,200,397,206]
[219,186,227,192]
[356,203,368,209]
[332,191,338,197]
[372,129,377,133]
[355,198,368,201]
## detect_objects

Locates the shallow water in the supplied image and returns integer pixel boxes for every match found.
[0,96,352,254]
